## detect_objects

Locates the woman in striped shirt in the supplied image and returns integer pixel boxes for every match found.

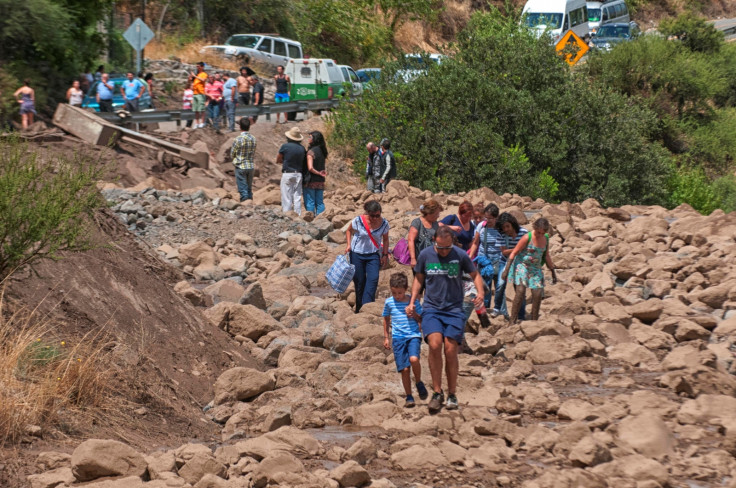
[496,213,528,320]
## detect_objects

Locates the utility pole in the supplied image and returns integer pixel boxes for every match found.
[141,0,147,72]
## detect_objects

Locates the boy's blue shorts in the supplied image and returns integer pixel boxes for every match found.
[393,336,421,372]
[422,308,466,345]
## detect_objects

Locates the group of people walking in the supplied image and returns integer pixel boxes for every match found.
[346,198,557,413]
[230,119,327,216]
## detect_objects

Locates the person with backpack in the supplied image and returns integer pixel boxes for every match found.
[345,201,390,313]
[376,138,396,193]
[501,217,558,324]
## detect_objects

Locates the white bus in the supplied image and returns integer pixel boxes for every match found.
[522,0,590,43]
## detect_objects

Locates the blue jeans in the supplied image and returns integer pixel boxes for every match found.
[304,188,325,215]
[236,168,254,201]
[224,100,236,131]
[350,251,380,313]
[206,102,220,130]
[496,261,526,319]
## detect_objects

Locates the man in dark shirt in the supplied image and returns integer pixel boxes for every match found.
[407,226,485,413]
[249,76,265,123]
[276,127,307,215]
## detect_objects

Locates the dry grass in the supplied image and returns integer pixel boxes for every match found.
[0,290,113,445]
[146,38,242,72]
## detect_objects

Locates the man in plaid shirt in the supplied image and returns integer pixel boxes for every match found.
[231,117,257,201]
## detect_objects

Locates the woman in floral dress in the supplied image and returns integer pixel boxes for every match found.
[501,217,558,323]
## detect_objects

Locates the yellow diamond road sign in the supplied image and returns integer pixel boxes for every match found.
[555,30,589,66]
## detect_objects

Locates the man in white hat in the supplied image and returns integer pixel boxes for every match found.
[276,127,307,215]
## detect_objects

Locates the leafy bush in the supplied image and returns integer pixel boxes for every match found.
[687,108,736,176]
[0,138,104,281]
[659,12,725,54]
[666,164,721,214]
[330,11,672,207]
[711,175,736,214]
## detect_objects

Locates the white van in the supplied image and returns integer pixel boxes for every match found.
[587,0,630,35]
[338,65,364,96]
[202,34,303,69]
[522,0,590,43]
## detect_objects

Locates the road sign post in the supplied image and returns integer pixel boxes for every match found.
[123,18,155,74]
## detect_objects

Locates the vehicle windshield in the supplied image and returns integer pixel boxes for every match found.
[524,13,563,29]
[358,70,380,82]
[597,25,629,38]
[225,35,261,48]
[588,8,601,22]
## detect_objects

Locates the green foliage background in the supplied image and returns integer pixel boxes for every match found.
[330,10,736,214]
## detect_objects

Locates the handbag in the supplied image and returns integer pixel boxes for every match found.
[392,238,412,265]
[326,253,355,294]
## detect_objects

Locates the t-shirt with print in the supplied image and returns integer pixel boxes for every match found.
[383,297,423,340]
[414,246,476,312]
[122,78,144,99]
[474,222,504,261]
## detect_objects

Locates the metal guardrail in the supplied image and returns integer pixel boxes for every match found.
[96,98,343,124]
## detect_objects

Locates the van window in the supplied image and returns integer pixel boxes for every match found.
[525,13,563,29]
[257,38,272,53]
[326,61,335,67]
[349,70,359,83]
[227,35,260,48]
[274,40,287,57]
[570,7,585,27]
[602,7,610,21]
[288,44,301,58]
[300,67,312,78]
[620,3,628,15]
[588,8,601,22]
[340,67,349,81]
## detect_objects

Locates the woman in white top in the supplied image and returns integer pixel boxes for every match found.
[345,200,390,312]
[67,80,84,107]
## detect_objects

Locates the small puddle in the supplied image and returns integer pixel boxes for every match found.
[307,425,378,446]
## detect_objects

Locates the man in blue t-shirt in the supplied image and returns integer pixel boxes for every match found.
[221,72,238,132]
[121,72,145,112]
[407,226,485,413]
[96,73,115,113]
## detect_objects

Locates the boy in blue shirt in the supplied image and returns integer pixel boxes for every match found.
[383,273,428,408]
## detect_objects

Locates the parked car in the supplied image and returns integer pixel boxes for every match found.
[337,65,363,96]
[201,34,303,69]
[82,76,153,112]
[285,58,346,100]
[356,68,381,83]
[396,53,445,82]
[589,22,639,50]
[587,0,630,36]
[522,0,590,43]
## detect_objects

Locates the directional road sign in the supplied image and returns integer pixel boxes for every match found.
[124,18,155,74]
[555,30,589,66]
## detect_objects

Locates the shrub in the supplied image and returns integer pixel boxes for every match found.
[666,164,721,214]
[330,10,671,207]
[0,138,104,281]
[659,12,724,54]
[0,294,112,445]
[711,175,736,214]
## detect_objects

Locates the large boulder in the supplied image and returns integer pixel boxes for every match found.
[178,241,218,267]
[616,414,675,458]
[71,439,147,482]
[204,302,281,340]
[329,460,371,487]
[213,367,276,405]
[526,335,592,364]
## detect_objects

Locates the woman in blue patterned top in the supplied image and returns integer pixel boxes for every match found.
[345,201,390,312]
[495,213,528,320]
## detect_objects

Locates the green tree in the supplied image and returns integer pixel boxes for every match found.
[659,12,724,54]
[0,0,111,110]
[330,10,671,207]
[0,138,104,280]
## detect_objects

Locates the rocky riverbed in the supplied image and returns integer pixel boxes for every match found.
[24,173,736,488]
